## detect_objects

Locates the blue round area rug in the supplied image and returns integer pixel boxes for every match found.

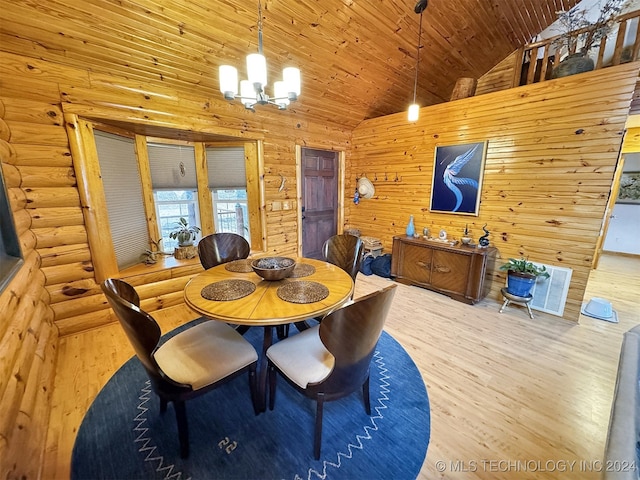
[72,319,430,480]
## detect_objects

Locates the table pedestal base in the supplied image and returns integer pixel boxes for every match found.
[499,287,534,319]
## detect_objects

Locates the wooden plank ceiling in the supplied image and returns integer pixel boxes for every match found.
[0,0,580,128]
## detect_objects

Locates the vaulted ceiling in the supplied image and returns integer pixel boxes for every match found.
[0,0,582,128]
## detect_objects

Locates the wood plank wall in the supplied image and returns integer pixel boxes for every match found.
[346,62,640,322]
[0,49,350,476]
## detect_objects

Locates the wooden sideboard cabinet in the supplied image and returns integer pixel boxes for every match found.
[391,235,496,304]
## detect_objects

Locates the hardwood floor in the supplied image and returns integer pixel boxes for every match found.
[42,253,640,479]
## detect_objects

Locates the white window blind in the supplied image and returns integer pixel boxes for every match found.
[148,143,197,189]
[206,146,246,188]
[94,131,149,270]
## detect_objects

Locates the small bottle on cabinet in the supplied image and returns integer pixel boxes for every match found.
[406,215,415,237]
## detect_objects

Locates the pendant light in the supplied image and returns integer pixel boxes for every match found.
[219,1,301,111]
[408,0,428,122]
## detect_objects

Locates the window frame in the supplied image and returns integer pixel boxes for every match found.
[211,187,251,242]
[154,189,201,252]
[0,165,24,293]
[66,114,265,280]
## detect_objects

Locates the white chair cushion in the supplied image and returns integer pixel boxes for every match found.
[266,326,335,389]
[154,321,258,390]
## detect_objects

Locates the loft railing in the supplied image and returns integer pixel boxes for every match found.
[516,9,640,86]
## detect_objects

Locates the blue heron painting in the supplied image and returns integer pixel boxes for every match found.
[430,141,487,215]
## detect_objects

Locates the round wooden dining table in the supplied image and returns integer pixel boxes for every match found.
[183,256,354,411]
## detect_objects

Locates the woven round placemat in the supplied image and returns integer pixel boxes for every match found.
[201,279,256,301]
[277,281,329,304]
[224,259,253,273]
[289,263,316,278]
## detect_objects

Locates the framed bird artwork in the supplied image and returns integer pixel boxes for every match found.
[430,141,487,215]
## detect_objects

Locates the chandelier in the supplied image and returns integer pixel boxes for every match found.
[408,0,428,122]
[218,1,301,111]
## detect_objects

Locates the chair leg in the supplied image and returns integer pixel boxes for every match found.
[235,324,250,335]
[268,364,277,410]
[314,393,325,460]
[276,324,289,339]
[362,375,371,415]
[294,317,322,332]
[248,364,259,415]
[294,320,311,332]
[174,400,189,459]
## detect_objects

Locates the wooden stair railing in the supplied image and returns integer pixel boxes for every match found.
[516,10,640,87]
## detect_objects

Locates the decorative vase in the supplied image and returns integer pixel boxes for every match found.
[506,271,536,297]
[406,215,415,237]
[552,53,594,79]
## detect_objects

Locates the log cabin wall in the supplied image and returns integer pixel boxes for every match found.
[0,72,58,477]
[346,63,640,322]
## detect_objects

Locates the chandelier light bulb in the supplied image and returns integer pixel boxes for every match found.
[283,67,301,98]
[274,81,290,109]
[219,65,238,99]
[247,53,267,89]
[240,80,255,108]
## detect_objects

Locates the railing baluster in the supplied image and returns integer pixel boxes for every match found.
[527,46,539,85]
[612,19,628,66]
[632,18,640,62]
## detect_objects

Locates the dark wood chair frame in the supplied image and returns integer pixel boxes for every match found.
[322,233,365,285]
[197,232,251,270]
[267,284,397,459]
[198,232,255,334]
[101,278,258,458]
[292,233,365,333]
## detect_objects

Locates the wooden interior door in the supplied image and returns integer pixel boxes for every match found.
[301,148,338,259]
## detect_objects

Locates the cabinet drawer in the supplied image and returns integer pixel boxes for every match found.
[431,250,471,294]
[400,244,433,284]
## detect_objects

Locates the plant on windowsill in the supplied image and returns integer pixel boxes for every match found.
[551,0,624,78]
[169,217,201,247]
[499,257,550,298]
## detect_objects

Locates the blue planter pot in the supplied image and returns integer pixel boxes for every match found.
[506,272,536,297]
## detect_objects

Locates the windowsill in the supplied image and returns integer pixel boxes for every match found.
[118,254,202,277]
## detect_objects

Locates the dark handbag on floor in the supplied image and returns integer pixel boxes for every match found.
[370,254,392,278]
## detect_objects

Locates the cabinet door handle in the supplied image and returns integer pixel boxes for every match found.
[434,264,450,273]
[416,261,431,269]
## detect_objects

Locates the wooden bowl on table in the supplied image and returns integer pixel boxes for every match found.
[251,257,296,281]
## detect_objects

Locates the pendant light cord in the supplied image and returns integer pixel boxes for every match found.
[412,11,423,105]
[257,1,264,55]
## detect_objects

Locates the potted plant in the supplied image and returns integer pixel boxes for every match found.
[169,217,201,247]
[551,0,624,78]
[499,257,550,298]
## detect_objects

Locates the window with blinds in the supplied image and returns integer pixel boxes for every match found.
[94,131,150,269]
[206,146,250,241]
[148,143,200,252]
